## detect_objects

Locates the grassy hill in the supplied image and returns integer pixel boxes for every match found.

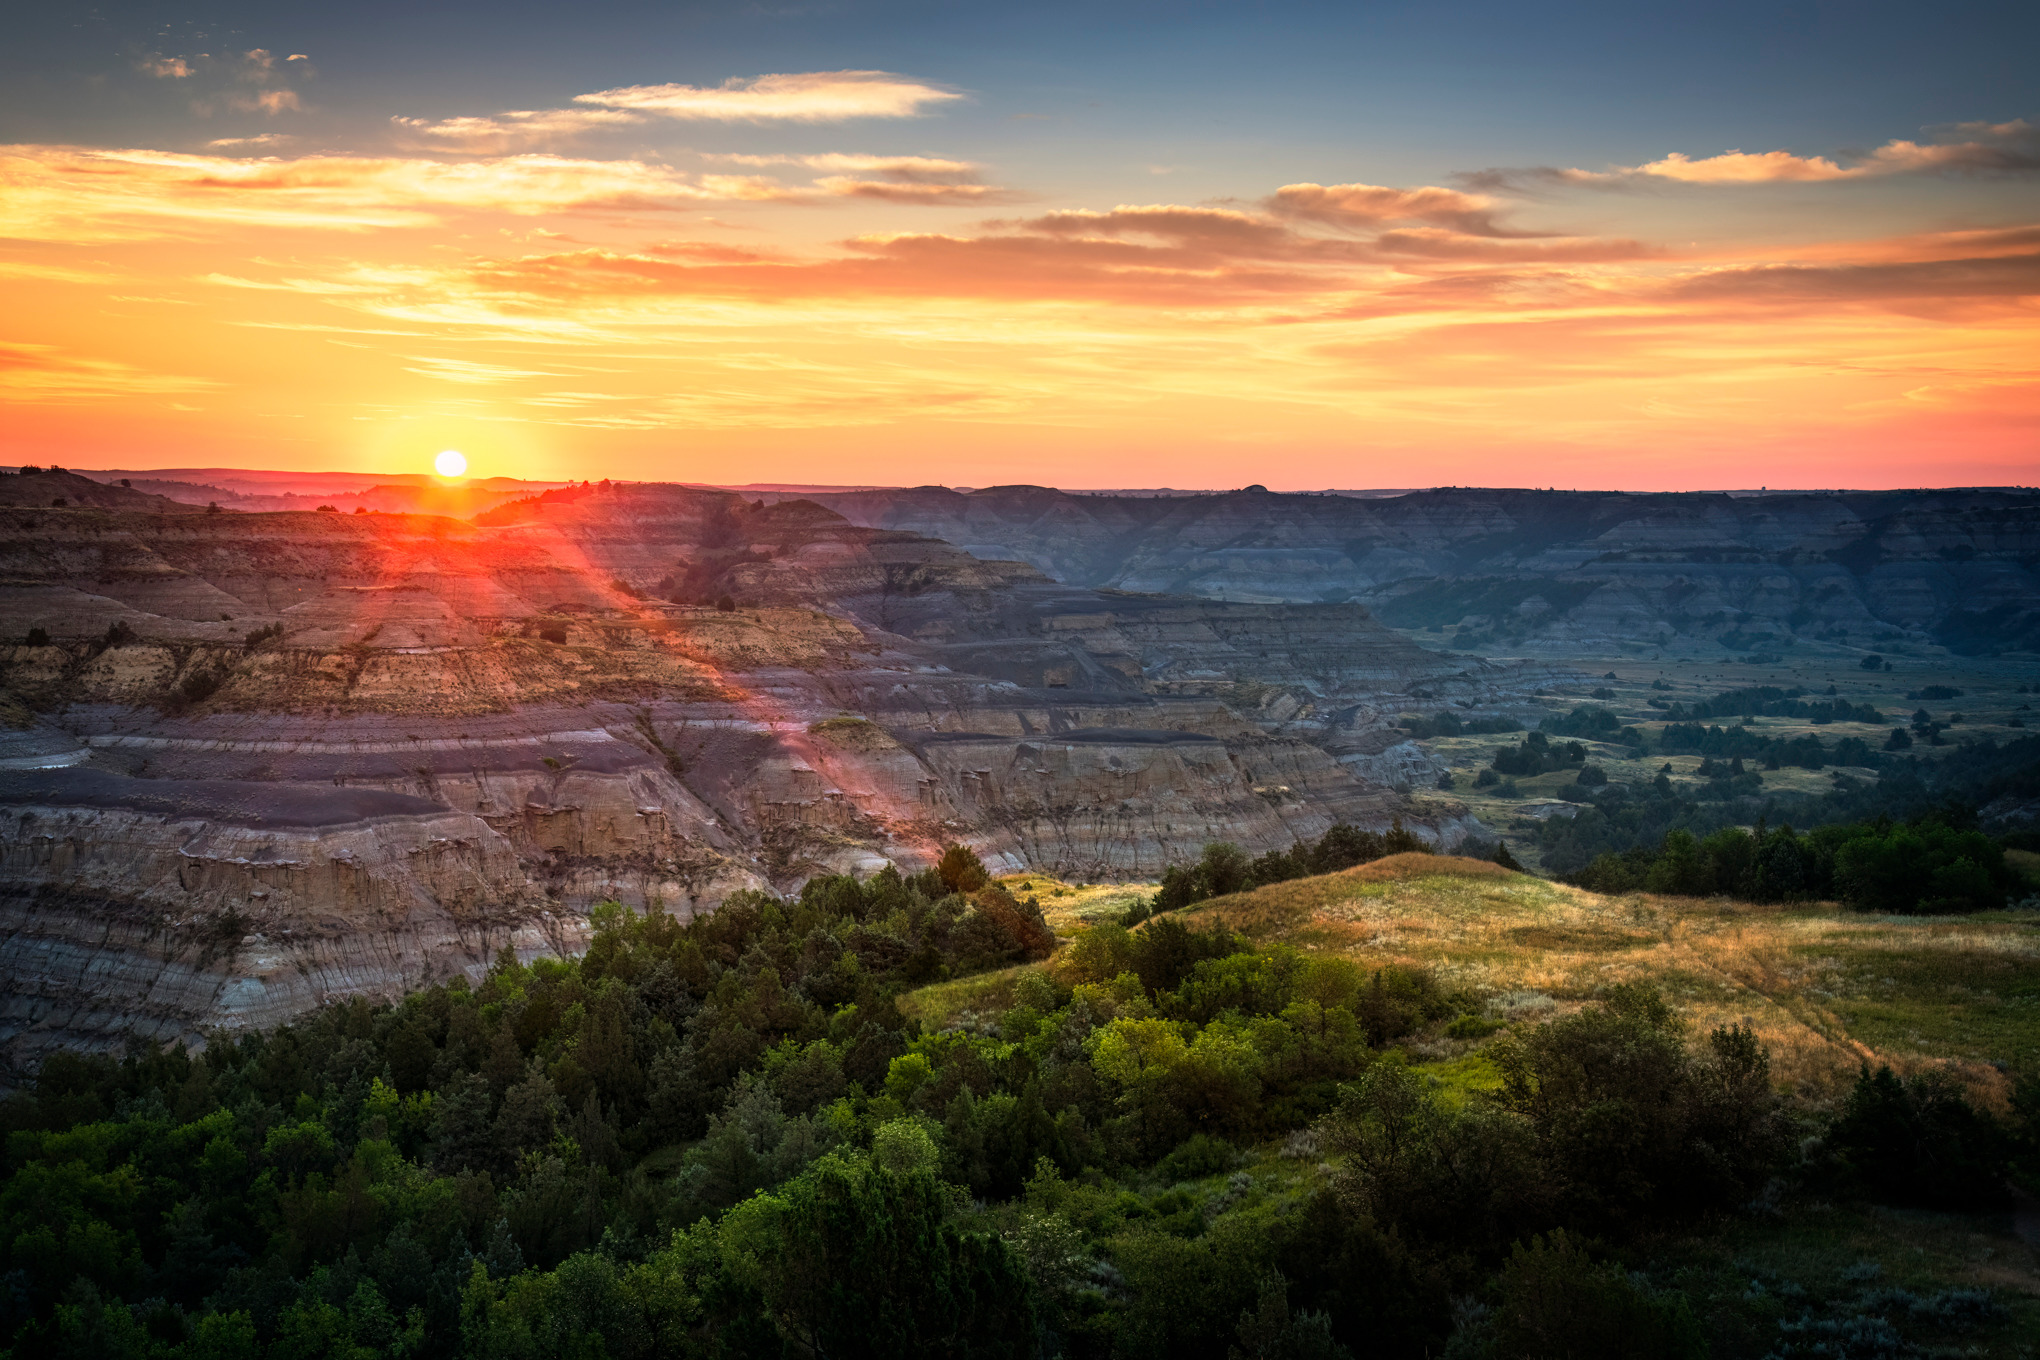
[1173,853,2040,1102]
[893,854,2040,1354]
[910,854,2040,1105]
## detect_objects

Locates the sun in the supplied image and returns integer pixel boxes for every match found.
[434,449,468,479]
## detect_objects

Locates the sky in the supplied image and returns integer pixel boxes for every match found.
[1,0,2036,490]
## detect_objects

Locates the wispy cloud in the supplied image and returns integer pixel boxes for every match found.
[392,108,646,152]
[1267,181,1518,235]
[710,152,981,180]
[0,341,216,400]
[386,71,962,157]
[814,178,1011,203]
[0,260,115,284]
[229,89,303,116]
[574,70,961,122]
[0,146,740,240]
[140,48,312,118]
[698,151,1008,203]
[1467,120,2040,190]
[402,356,561,384]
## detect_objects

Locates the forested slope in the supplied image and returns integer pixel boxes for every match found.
[3,851,2036,1358]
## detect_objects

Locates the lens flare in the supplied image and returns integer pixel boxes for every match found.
[434,449,468,478]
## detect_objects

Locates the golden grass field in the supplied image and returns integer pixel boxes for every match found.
[1173,853,2040,1107]
[905,856,2040,1114]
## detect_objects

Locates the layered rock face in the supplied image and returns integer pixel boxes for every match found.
[801,485,2040,659]
[0,484,1545,1064]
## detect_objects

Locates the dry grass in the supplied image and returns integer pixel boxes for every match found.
[997,873,1156,936]
[1176,854,2040,1105]
[893,962,1039,1032]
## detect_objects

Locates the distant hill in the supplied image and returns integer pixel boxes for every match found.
[0,468,204,513]
[800,484,2040,657]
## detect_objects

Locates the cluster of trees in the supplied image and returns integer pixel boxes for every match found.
[1396,711,1521,739]
[0,850,1061,1355]
[1512,704,1881,775]
[3,863,2034,1358]
[1657,722,1879,770]
[1564,814,2020,912]
[1653,685,1884,726]
[1490,731,1590,778]
[1143,822,1429,915]
[1535,728,2040,878]
[1539,706,1646,746]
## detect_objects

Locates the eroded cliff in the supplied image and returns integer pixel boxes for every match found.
[0,484,1543,1064]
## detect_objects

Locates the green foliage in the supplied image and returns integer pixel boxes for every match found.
[1541,706,1645,747]
[936,843,991,894]
[4,859,2026,1359]
[1150,822,1422,914]
[1660,685,1883,726]
[1822,1065,2009,1210]
[721,1154,1035,1358]
[1657,720,1872,770]
[1451,1231,1705,1360]
[1322,987,1792,1256]
[1398,711,1521,739]
[1492,731,1588,777]
[1567,815,2017,912]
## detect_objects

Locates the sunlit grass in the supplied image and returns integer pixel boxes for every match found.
[997,872,1155,935]
[1172,853,2040,1103]
[893,962,1039,1032]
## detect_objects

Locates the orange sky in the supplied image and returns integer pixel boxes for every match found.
[2,65,2037,489]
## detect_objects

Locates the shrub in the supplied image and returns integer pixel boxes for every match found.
[1356,965,1452,1046]
[1493,732,1588,777]
[1823,1065,2009,1210]
[23,628,48,647]
[1467,1232,1705,1360]
[936,843,990,894]
[1829,820,2012,913]
[1159,1133,1238,1181]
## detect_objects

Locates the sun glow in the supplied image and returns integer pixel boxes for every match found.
[434,449,468,479]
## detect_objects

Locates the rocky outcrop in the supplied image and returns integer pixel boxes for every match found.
[0,774,587,1070]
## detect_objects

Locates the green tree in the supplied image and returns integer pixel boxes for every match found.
[722,1154,1034,1359]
